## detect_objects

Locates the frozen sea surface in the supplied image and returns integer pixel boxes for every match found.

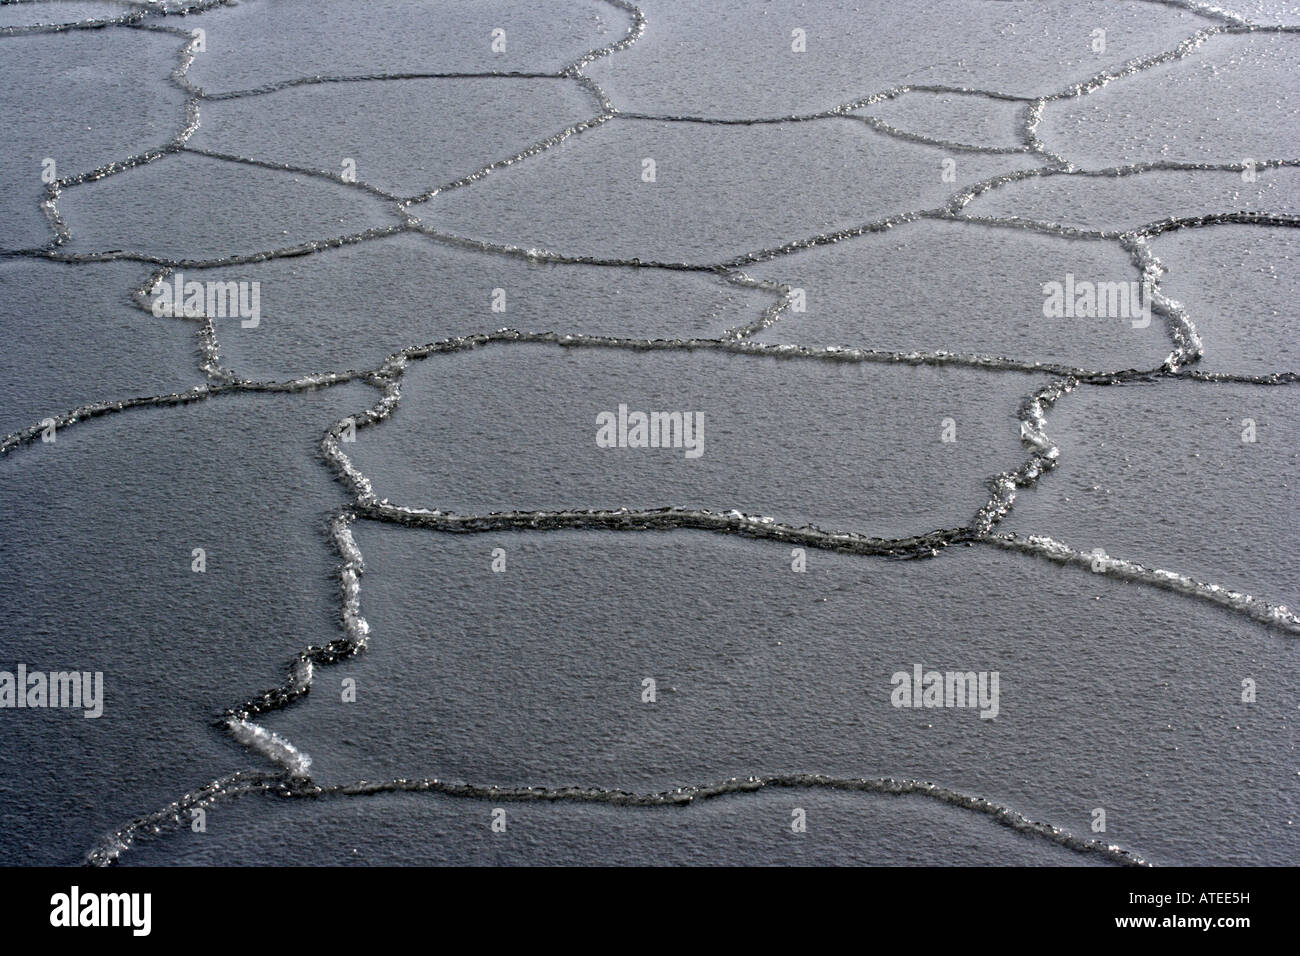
[0,0,1297,868]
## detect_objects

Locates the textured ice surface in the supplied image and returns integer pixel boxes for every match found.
[1005,379,1300,612]
[57,151,397,261]
[1039,33,1300,168]
[0,28,185,250]
[748,218,1170,371]
[189,78,597,200]
[257,526,1299,866]
[198,233,765,381]
[2,0,1297,868]
[962,166,1300,232]
[1216,0,1300,25]
[416,119,1042,262]
[347,343,1039,538]
[117,786,1111,866]
[0,384,374,864]
[184,0,624,95]
[582,0,1204,115]
[0,259,201,436]
[857,91,1027,152]
[1151,224,1298,377]
[0,1,131,29]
